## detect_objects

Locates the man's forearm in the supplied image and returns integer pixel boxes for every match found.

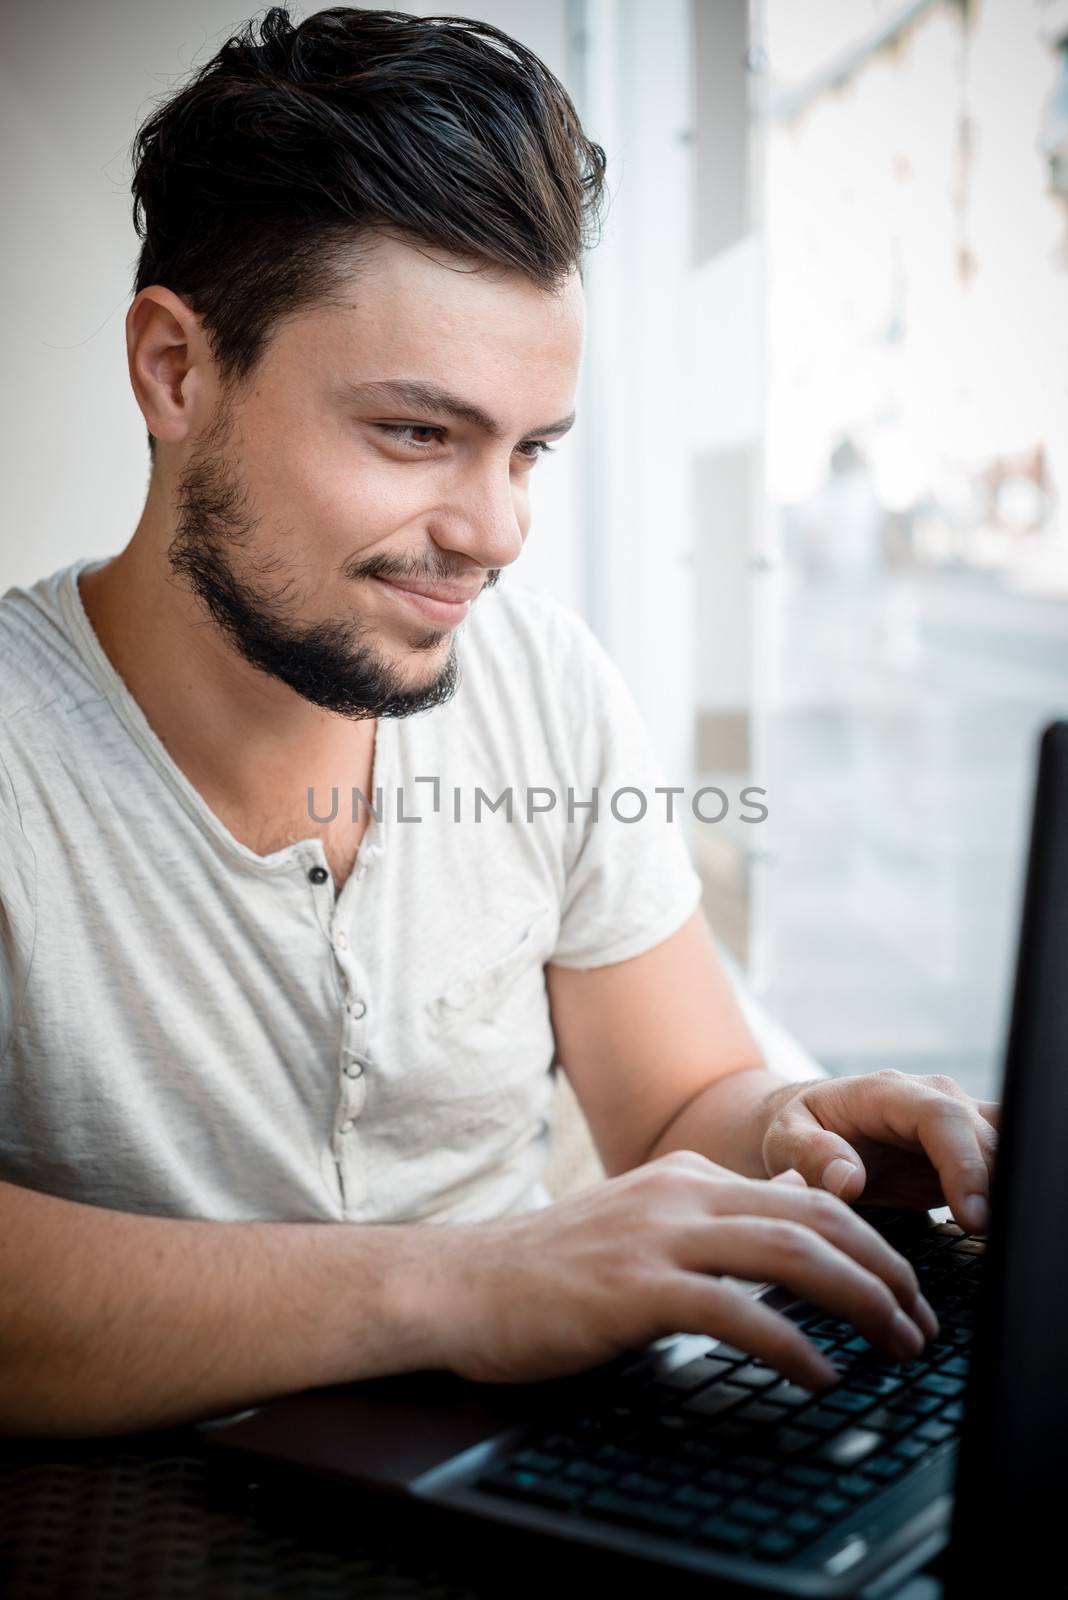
[642,1067,807,1179]
[0,1178,448,1437]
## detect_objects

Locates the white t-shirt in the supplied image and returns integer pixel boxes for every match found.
[0,557,703,1225]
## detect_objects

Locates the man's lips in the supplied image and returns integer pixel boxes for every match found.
[370,575,481,626]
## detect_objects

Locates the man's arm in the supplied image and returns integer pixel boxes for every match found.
[546,906,799,1180]
[0,1178,445,1437]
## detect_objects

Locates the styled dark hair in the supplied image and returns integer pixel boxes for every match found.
[129,5,606,461]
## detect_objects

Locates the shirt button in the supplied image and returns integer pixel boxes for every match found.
[339,1117,356,1133]
[344,1061,364,1080]
[308,865,329,885]
[348,998,368,1021]
[335,930,349,951]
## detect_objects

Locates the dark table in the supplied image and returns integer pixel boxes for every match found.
[0,1424,494,1600]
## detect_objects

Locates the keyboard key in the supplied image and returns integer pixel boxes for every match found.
[511,1448,566,1474]
[706,1343,749,1361]
[915,1419,955,1445]
[700,1466,749,1494]
[816,1428,884,1468]
[731,1364,783,1389]
[810,1318,853,1337]
[644,1454,695,1482]
[863,1456,910,1481]
[821,1389,880,1416]
[733,1402,794,1427]
[769,1428,823,1455]
[754,1530,801,1560]
[792,1407,846,1434]
[658,1358,727,1394]
[764,1381,819,1408]
[730,1498,780,1527]
[760,1482,810,1509]
[783,1510,827,1541]
[836,1473,881,1500]
[617,1472,672,1500]
[477,1467,588,1510]
[671,1484,726,1514]
[892,1437,930,1463]
[894,1392,944,1416]
[694,1515,756,1550]
[709,1419,763,1448]
[585,1490,698,1535]
[915,1373,966,1398]
[681,1382,751,1419]
[563,1461,616,1487]
[862,1407,917,1436]
[850,1372,906,1397]
[812,1491,852,1518]
[592,1443,644,1470]
[783,1463,835,1489]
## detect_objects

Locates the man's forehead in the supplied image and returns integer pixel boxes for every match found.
[323,231,585,330]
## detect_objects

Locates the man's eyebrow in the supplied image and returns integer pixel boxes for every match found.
[334,379,576,440]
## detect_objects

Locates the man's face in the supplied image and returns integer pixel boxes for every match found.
[166,232,584,719]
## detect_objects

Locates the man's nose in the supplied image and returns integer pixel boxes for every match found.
[431,466,526,571]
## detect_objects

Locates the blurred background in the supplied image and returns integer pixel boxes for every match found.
[4,0,1067,1112]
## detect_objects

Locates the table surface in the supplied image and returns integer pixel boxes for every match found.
[0,1424,500,1600]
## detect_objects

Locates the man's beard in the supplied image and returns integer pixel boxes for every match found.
[166,419,495,720]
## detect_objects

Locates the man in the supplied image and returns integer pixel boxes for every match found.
[0,6,996,1435]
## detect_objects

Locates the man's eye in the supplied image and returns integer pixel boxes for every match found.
[515,440,556,463]
[377,423,442,450]
[374,425,555,462]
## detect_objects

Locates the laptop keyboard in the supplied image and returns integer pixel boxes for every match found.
[474,1216,982,1564]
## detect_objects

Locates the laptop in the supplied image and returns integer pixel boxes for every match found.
[200,719,1068,1600]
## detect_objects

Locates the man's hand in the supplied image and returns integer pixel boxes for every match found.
[759,1069,1000,1236]
[425,1152,938,1391]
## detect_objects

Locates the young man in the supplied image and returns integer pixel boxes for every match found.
[0,6,995,1435]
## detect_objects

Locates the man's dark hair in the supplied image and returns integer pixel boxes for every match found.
[130,5,606,462]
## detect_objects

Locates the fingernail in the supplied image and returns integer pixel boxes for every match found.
[964,1193,989,1233]
[821,1159,858,1197]
[772,1168,806,1184]
[891,1309,925,1359]
[807,1355,839,1388]
[910,1292,940,1340]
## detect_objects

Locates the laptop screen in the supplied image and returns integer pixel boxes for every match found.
[945,719,1068,1593]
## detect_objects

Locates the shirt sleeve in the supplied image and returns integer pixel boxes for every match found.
[549,614,704,969]
[0,746,37,1063]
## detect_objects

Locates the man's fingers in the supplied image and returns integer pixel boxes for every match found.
[667,1273,841,1391]
[868,1073,995,1233]
[668,1216,929,1374]
[688,1175,935,1331]
[763,1092,867,1201]
[976,1099,1001,1132]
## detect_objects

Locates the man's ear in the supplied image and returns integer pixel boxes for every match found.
[126,287,210,452]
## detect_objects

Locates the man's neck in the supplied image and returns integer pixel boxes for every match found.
[77,527,376,830]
